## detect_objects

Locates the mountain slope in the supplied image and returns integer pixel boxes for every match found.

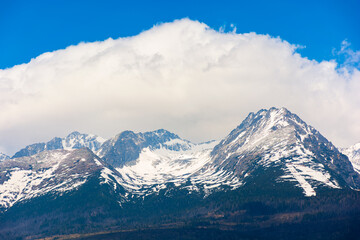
[0,171,127,240]
[341,143,360,173]
[114,140,244,196]
[210,107,359,196]
[96,108,360,198]
[0,153,9,162]
[1,107,360,239]
[3,108,359,206]
[97,129,193,167]
[12,131,106,158]
[0,148,124,211]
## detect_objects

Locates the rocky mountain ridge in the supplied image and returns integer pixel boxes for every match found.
[0,149,112,210]
[97,129,193,168]
[341,143,360,173]
[1,107,360,239]
[211,107,359,195]
[0,107,358,209]
[0,153,9,162]
[12,131,107,159]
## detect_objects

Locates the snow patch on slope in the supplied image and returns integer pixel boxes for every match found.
[0,150,97,209]
[285,164,316,196]
[213,108,343,197]
[113,141,242,195]
[341,142,360,173]
[0,153,9,162]
[62,132,107,152]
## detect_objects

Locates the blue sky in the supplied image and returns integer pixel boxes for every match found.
[1,0,359,69]
[1,0,360,154]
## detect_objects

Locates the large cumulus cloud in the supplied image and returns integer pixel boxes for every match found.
[1,18,359,154]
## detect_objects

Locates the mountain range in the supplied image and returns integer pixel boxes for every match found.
[0,107,360,240]
[341,143,360,173]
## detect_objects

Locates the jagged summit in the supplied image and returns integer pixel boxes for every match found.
[0,148,107,210]
[98,129,193,168]
[97,108,360,197]
[112,129,181,144]
[67,131,81,135]
[1,107,360,212]
[149,128,180,137]
[211,107,360,196]
[12,131,107,159]
[231,107,306,134]
[62,131,106,151]
[0,153,9,162]
[1,107,360,239]
[212,107,314,158]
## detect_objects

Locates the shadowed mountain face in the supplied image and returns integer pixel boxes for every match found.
[0,107,360,239]
[97,129,193,167]
[0,148,121,211]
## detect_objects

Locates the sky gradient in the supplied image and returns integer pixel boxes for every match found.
[1,0,359,69]
[0,1,359,155]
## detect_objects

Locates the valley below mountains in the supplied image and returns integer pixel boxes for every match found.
[1,107,360,239]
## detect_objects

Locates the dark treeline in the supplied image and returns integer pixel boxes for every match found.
[1,168,360,239]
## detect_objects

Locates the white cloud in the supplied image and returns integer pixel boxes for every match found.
[336,39,360,70]
[1,18,360,155]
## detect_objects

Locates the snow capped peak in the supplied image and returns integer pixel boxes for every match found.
[340,142,360,173]
[62,131,107,152]
[67,131,81,136]
[243,107,304,130]
[216,107,310,156]
[211,107,360,196]
[12,131,107,159]
[0,153,9,162]
[344,142,360,153]
[114,130,138,141]
[3,107,360,206]
[109,129,181,148]
[237,108,307,147]
[151,128,178,137]
[0,148,104,209]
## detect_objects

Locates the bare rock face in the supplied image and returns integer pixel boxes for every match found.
[97,129,193,167]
